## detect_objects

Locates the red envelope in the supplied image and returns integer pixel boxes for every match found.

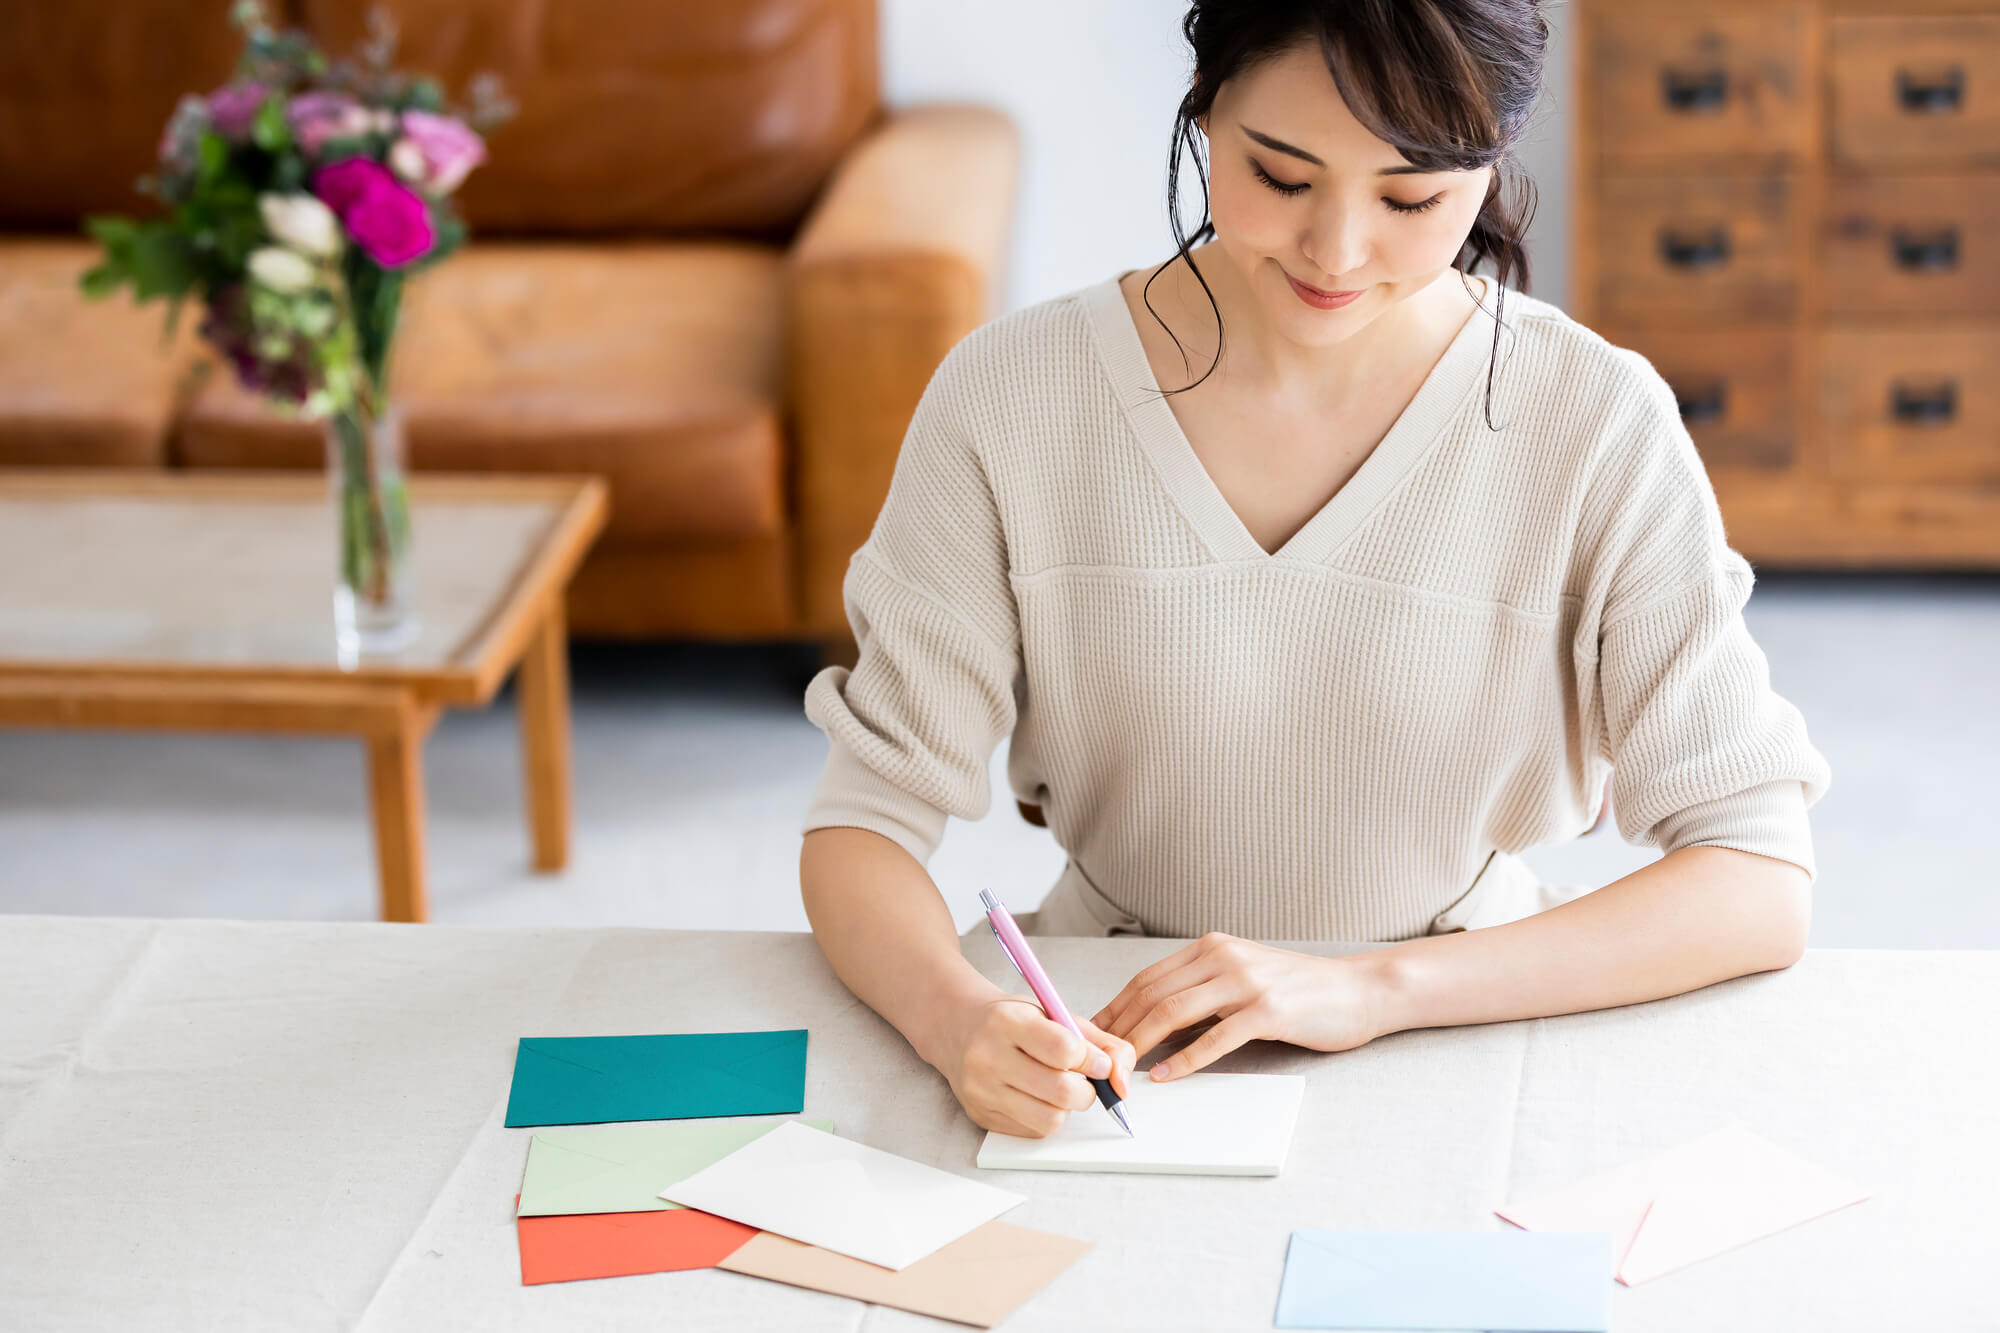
[517,1208,758,1285]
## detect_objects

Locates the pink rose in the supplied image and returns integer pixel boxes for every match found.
[311,159,434,268]
[205,81,270,141]
[311,157,387,215]
[288,91,374,157]
[394,110,487,196]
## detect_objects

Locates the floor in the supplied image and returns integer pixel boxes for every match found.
[1,574,1994,949]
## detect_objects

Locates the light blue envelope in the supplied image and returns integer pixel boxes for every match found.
[1274,1229,1613,1332]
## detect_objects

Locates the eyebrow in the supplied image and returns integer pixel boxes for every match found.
[1241,125,1435,176]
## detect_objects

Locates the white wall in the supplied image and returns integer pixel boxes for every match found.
[880,0,1573,316]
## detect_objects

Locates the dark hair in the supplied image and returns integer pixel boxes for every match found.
[1153,0,1546,429]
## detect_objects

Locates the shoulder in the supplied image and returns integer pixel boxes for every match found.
[926,280,1106,403]
[1489,287,1684,434]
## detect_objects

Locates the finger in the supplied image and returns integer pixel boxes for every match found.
[1078,1018,1136,1074]
[1149,1009,1262,1082]
[993,1078,1079,1133]
[1077,1018,1136,1099]
[1002,1055,1097,1113]
[1090,941,1205,1030]
[1006,1009,1104,1077]
[1120,977,1240,1065]
[1100,957,1221,1041]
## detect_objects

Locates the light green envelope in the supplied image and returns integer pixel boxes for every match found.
[517,1117,834,1217]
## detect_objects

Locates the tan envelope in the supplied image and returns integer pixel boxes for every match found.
[717,1219,1093,1328]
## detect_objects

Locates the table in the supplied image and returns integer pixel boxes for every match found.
[0,471,607,921]
[0,915,1992,1331]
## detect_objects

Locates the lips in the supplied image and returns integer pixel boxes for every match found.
[1284,270,1363,309]
[1290,274,1356,299]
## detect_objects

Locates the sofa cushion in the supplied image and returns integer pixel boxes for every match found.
[0,240,201,466]
[299,0,879,237]
[178,241,790,543]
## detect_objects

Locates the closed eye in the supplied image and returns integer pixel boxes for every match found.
[1250,159,1444,215]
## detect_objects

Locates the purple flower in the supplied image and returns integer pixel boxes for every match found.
[288,91,374,157]
[205,81,270,142]
[199,284,314,405]
[310,158,435,268]
[392,111,486,196]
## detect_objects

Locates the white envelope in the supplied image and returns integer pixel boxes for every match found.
[976,1071,1306,1175]
[658,1120,1025,1271]
[1497,1124,1870,1285]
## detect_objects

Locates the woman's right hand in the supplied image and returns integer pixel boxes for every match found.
[934,994,1136,1137]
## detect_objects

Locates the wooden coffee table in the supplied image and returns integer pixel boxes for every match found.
[0,470,608,922]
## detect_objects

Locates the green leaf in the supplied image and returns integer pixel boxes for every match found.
[84,215,140,251]
[196,131,229,186]
[403,78,445,113]
[128,225,199,301]
[251,96,290,152]
[268,152,307,193]
[78,261,123,300]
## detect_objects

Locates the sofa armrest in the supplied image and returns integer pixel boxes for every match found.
[786,103,1020,638]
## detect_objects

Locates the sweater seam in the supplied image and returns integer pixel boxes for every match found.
[1598,561,1753,636]
[1009,559,1579,622]
[850,544,1020,663]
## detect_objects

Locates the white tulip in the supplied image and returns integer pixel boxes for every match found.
[258,193,343,258]
[388,138,427,185]
[247,246,318,294]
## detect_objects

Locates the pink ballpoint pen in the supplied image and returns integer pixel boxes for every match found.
[980,889,1135,1136]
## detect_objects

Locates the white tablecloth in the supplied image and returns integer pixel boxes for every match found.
[0,915,1993,1331]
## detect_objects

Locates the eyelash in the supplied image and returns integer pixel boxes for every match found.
[1249,160,1442,214]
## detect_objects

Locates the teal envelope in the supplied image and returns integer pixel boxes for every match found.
[1274,1229,1613,1332]
[517,1118,834,1216]
[503,1030,808,1128]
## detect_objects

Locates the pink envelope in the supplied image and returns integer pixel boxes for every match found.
[1496,1124,1870,1286]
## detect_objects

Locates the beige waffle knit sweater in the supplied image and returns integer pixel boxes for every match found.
[801,270,1831,941]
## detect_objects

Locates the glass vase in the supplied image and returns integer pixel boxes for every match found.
[325,399,418,658]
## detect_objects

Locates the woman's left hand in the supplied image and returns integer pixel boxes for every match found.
[1091,933,1393,1082]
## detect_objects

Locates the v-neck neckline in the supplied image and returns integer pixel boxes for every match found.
[1083,267,1500,565]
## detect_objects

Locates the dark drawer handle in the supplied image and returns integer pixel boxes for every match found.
[1661,67,1729,113]
[1673,379,1729,425]
[1896,66,1965,114]
[1890,380,1957,425]
[1891,226,1960,271]
[1659,227,1731,270]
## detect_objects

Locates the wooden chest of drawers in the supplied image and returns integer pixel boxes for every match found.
[1573,0,2000,566]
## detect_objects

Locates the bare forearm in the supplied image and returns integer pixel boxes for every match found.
[799,827,1005,1067]
[1365,846,1812,1035]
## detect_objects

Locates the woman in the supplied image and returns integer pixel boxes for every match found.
[798,0,1830,1141]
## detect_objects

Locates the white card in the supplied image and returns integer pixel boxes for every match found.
[659,1120,1025,1271]
[977,1071,1306,1175]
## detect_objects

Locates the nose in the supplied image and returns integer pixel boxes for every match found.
[1300,200,1370,286]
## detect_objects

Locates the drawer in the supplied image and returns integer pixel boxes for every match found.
[1820,176,2000,317]
[1602,327,1797,470]
[1597,175,1800,322]
[1817,328,2000,482]
[1590,6,1811,163]
[1829,15,2000,168]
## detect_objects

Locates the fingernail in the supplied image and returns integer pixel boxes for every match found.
[1149,1063,1170,1081]
[1088,1051,1112,1078]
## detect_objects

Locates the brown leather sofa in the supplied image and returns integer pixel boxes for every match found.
[0,0,1018,648]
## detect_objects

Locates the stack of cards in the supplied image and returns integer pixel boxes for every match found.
[501,1029,1092,1327]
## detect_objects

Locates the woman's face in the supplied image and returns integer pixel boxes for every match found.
[1199,40,1494,346]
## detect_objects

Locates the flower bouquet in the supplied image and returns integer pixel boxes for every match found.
[80,1,512,654]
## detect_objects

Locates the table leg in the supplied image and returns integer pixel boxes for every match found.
[517,597,573,873]
[367,701,432,923]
